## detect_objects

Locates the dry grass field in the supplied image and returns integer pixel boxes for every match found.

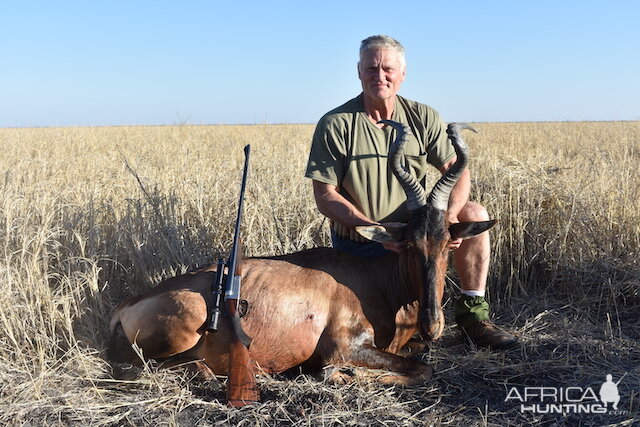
[0,122,638,426]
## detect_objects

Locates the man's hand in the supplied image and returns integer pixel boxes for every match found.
[382,240,407,254]
[448,237,463,250]
[447,215,463,250]
[377,222,407,253]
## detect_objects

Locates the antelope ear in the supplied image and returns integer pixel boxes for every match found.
[355,223,406,243]
[449,220,497,240]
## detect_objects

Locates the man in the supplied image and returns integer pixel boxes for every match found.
[305,34,516,349]
[599,374,621,410]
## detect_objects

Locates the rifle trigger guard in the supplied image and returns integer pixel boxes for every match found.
[238,300,250,318]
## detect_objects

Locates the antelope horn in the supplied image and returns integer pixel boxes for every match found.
[427,123,476,211]
[379,120,427,211]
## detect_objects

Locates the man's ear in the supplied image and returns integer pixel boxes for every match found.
[449,220,497,240]
[355,223,406,243]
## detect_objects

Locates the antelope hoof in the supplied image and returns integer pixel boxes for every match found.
[327,371,354,385]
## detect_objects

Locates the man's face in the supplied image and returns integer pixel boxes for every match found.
[358,47,406,102]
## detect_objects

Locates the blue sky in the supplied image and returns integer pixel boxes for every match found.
[1,1,639,127]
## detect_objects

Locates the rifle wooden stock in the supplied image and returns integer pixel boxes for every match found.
[226,300,259,407]
[226,241,259,406]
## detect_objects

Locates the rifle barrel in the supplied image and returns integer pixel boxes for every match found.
[227,145,250,280]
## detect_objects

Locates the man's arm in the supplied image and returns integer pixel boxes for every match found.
[312,180,374,228]
[438,155,471,249]
[437,155,471,222]
[312,180,405,253]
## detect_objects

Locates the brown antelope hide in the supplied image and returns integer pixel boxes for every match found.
[108,121,496,386]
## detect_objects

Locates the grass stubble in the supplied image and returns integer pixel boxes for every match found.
[0,122,638,426]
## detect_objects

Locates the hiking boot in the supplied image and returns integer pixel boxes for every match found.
[460,320,518,349]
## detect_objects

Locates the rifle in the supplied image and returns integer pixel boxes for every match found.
[206,144,260,407]
[615,372,628,386]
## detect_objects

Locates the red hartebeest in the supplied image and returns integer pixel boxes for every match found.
[108,121,495,386]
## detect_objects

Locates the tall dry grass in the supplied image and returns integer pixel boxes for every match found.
[0,122,638,425]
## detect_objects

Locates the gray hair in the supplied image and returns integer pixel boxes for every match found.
[359,35,406,69]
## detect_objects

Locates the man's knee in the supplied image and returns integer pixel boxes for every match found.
[458,201,490,222]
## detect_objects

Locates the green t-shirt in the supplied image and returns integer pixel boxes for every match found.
[305,93,455,225]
